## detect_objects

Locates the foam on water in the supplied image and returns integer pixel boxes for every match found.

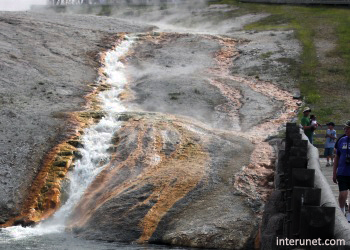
[1,36,134,240]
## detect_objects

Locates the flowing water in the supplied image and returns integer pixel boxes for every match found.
[0,3,300,248]
[0,35,193,250]
[0,232,192,250]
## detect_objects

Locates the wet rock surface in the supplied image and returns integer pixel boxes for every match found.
[67,28,299,248]
[68,112,256,248]
[127,33,226,128]
[0,11,151,220]
[1,3,301,249]
[230,30,301,91]
[126,33,285,131]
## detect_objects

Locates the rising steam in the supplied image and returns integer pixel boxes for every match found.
[0,0,46,11]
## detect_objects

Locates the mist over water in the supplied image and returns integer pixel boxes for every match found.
[121,3,239,35]
[0,0,46,11]
[29,0,242,35]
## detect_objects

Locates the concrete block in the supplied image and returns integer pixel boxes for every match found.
[299,206,335,240]
[292,168,315,187]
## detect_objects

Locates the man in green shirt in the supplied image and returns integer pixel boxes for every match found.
[301,107,315,144]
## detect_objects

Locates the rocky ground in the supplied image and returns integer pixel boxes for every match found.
[0,3,301,249]
[67,112,256,249]
[0,10,152,221]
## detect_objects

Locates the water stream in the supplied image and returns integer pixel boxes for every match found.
[0,5,299,248]
[0,35,188,250]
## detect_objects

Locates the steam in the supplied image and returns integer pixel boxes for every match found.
[87,0,245,34]
[105,1,240,34]
[26,0,244,35]
[0,0,46,11]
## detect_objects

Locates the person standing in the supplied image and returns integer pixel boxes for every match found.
[333,120,350,216]
[324,122,336,167]
[310,115,322,134]
[301,107,314,144]
[335,131,346,155]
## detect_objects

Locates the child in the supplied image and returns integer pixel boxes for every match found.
[310,115,322,133]
[324,122,336,167]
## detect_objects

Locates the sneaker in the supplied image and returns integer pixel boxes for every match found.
[326,162,330,167]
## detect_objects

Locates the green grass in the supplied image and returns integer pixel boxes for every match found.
[332,11,350,84]
[213,0,350,124]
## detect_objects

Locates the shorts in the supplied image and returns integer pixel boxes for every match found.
[324,148,334,157]
[337,175,350,192]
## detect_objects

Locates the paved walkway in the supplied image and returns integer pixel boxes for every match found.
[319,158,347,218]
[319,157,350,222]
[319,157,340,202]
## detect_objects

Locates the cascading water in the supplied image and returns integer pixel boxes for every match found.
[0,36,134,240]
[50,35,135,225]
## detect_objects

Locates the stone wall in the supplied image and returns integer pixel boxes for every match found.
[261,123,350,249]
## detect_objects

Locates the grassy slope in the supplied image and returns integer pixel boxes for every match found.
[217,0,350,125]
